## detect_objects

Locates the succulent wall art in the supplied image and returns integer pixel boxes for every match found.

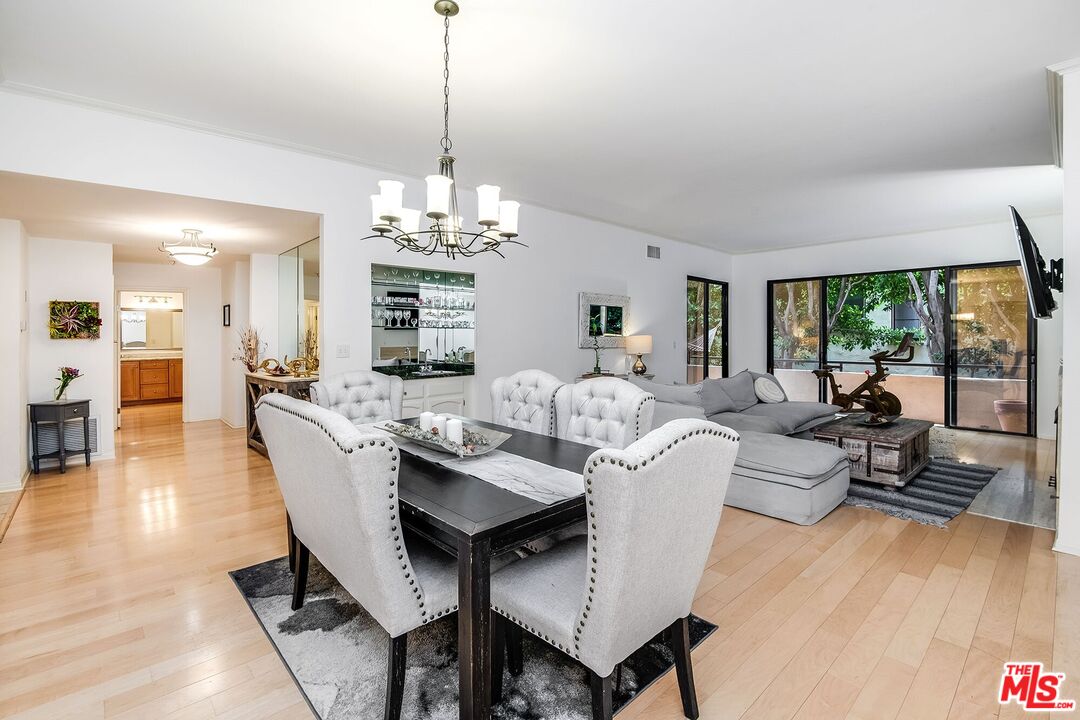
[49,300,102,340]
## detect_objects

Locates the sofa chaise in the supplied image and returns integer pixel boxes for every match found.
[630,371,850,525]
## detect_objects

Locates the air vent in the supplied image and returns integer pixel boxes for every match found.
[31,417,100,456]
[646,245,660,259]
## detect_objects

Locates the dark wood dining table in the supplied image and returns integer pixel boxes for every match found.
[394,417,596,720]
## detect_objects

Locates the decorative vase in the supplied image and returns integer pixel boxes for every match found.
[55,386,68,401]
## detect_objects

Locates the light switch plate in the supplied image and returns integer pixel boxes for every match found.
[336,344,350,358]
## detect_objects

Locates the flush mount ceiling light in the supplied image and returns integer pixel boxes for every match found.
[364,0,525,259]
[160,228,218,266]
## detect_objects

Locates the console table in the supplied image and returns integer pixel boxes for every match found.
[245,373,319,457]
[29,399,91,474]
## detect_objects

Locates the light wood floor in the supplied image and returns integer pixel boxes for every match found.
[1,405,1077,719]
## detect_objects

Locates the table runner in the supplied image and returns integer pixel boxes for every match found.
[358,422,584,505]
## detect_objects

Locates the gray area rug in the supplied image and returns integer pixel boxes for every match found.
[844,459,999,527]
[231,556,716,720]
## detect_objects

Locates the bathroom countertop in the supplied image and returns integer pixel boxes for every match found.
[120,352,184,360]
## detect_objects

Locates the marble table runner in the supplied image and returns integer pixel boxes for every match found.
[358,422,584,505]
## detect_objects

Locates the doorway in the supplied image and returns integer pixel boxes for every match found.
[116,290,185,428]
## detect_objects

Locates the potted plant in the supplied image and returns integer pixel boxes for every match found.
[55,366,82,401]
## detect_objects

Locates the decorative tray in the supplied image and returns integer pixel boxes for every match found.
[379,420,511,458]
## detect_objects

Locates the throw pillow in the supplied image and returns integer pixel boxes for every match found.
[750,371,789,402]
[713,370,759,411]
[754,375,786,403]
[701,379,737,415]
[627,376,703,408]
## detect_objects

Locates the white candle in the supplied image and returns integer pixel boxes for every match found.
[447,418,464,445]
[419,411,434,432]
[432,415,448,437]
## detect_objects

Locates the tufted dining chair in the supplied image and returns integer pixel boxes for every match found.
[489,419,740,720]
[256,393,457,720]
[554,377,655,449]
[490,369,565,435]
[309,370,404,424]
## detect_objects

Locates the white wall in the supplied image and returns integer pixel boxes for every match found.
[221,260,250,428]
[27,237,115,460]
[0,92,731,420]
[729,214,1064,438]
[1056,68,1080,556]
[113,262,223,422]
[0,220,29,490]
[248,253,281,363]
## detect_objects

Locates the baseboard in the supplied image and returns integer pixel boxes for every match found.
[0,469,30,493]
[1052,541,1080,558]
[221,418,244,430]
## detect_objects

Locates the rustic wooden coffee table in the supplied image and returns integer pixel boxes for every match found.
[813,415,933,488]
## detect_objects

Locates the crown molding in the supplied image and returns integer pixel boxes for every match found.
[1046,59,1080,169]
[0,79,407,175]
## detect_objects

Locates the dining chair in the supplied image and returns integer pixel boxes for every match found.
[310,370,404,424]
[554,377,655,449]
[489,418,739,720]
[256,393,458,720]
[490,369,565,435]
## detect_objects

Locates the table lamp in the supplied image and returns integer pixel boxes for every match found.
[626,335,653,376]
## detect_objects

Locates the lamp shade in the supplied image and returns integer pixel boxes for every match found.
[626,335,652,355]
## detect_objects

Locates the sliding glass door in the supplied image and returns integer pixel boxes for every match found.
[769,279,822,401]
[949,264,1036,434]
[686,277,728,383]
[767,261,1036,435]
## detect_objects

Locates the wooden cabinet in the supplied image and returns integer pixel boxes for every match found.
[120,361,140,402]
[169,359,183,398]
[121,357,184,406]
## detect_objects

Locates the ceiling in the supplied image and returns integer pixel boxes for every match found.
[0,171,320,262]
[0,1,1076,253]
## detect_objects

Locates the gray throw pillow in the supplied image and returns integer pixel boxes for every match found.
[701,379,736,415]
[713,370,759,412]
[627,376,703,408]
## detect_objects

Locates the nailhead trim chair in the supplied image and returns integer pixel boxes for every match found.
[490,369,565,435]
[310,370,404,425]
[489,418,739,720]
[554,377,655,449]
[255,393,457,720]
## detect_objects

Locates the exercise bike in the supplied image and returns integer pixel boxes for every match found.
[813,332,915,418]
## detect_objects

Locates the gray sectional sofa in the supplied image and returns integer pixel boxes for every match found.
[630,371,850,525]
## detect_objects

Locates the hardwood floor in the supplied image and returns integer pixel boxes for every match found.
[1,406,1077,719]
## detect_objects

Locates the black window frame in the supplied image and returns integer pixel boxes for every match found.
[687,276,729,381]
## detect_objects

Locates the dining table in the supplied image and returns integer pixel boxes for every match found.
[390,416,596,720]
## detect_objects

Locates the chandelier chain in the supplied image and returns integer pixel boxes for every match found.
[440,12,452,153]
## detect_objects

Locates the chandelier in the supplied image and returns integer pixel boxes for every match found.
[365,1,524,259]
[160,228,218,266]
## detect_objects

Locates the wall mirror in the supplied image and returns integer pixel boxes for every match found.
[279,237,320,364]
[579,292,629,348]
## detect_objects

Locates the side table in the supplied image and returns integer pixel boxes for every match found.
[29,399,92,474]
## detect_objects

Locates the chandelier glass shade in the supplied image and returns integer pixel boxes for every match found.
[365,1,524,259]
[160,228,218,266]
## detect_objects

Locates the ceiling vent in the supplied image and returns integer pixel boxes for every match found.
[646,245,660,259]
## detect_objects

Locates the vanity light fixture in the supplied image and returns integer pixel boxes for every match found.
[363,1,525,259]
